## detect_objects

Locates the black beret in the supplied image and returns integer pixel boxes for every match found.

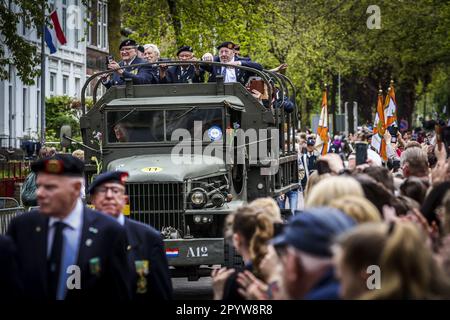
[176,45,193,56]
[88,171,129,194]
[31,154,84,177]
[137,45,145,53]
[234,44,240,50]
[119,39,137,49]
[217,41,235,50]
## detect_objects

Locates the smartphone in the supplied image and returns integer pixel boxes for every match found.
[355,142,368,165]
[389,126,398,143]
[105,55,113,68]
[316,159,331,175]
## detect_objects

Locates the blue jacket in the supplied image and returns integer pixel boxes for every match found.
[0,235,23,300]
[7,207,133,300]
[102,57,157,89]
[124,218,173,300]
[205,57,263,86]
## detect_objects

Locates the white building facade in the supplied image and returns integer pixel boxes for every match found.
[0,0,88,148]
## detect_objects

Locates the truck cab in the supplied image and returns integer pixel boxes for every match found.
[80,61,299,279]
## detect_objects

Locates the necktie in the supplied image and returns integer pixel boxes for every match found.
[221,67,226,77]
[48,221,67,299]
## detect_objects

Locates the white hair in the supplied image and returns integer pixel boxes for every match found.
[143,43,160,58]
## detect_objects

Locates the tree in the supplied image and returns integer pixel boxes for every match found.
[0,0,45,84]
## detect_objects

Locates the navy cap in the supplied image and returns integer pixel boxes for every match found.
[176,45,193,56]
[88,171,129,194]
[271,207,355,257]
[307,138,315,146]
[31,154,84,177]
[119,39,137,49]
[217,41,235,50]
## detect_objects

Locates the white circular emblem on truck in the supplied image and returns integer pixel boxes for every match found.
[208,126,222,141]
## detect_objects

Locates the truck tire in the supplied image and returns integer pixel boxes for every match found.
[224,242,243,269]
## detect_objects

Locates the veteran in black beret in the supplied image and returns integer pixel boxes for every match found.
[89,171,173,300]
[160,45,204,84]
[202,41,263,85]
[101,39,158,88]
[7,154,133,300]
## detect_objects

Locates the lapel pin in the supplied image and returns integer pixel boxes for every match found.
[127,245,132,251]
[86,239,93,247]
[89,227,98,234]
[36,226,41,232]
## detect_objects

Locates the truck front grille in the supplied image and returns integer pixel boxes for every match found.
[126,182,184,232]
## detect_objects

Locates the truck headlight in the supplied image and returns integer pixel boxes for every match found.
[190,188,207,208]
[211,193,225,207]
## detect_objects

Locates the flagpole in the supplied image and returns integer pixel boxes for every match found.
[40,0,46,145]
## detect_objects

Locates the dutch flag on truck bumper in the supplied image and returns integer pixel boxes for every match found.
[166,248,179,258]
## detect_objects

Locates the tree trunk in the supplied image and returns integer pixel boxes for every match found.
[397,78,416,127]
[108,0,121,58]
[167,0,182,46]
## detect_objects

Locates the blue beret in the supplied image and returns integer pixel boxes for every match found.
[271,207,356,257]
[31,154,84,177]
[217,41,235,50]
[119,39,137,49]
[176,45,193,56]
[88,171,129,194]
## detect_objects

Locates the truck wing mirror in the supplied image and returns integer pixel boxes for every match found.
[60,125,72,148]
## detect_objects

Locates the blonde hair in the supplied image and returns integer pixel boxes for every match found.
[248,197,282,223]
[304,171,330,199]
[305,176,364,208]
[363,222,450,300]
[72,149,84,160]
[329,195,381,224]
[232,206,274,278]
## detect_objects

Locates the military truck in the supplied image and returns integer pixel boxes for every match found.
[78,61,299,280]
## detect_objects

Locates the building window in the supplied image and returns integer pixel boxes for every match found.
[37,90,40,132]
[87,0,92,45]
[97,0,108,50]
[50,72,56,95]
[23,88,29,134]
[62,0,68,41]
[63,75,69,95]
[75,77,81,97]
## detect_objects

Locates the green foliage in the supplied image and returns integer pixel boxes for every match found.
[0,0,45,84]
[45,96,82,148]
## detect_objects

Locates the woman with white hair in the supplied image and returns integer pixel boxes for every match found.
[143,44,161,63]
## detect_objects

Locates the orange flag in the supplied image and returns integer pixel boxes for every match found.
[371,90,387,161]
[315,89,329,155]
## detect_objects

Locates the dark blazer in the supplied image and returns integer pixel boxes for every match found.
[161,65,204,84]
[7,207,133,300]
[124,218,173,300]
[102,57,157,89]
[205,57,263,85]
[0,235,23,300]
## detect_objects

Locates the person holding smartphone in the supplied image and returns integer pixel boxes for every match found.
[101,39,157,89]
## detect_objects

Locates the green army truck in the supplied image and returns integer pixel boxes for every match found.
[78,61,299,280]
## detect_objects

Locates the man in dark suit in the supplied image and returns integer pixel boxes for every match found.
[101,39,157,89]
[7,154,132,300]
[300,138,318,190]
[160,45,204,84]
[203,41,263,86]
[0,235,23,299]
[89,171,173,300]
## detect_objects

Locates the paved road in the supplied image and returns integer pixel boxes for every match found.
[172,276,213,300]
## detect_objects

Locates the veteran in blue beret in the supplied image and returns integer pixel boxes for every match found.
[160,45,204,84]
[202,40,263,86]
[7,154,133,300]
[89,171,173,300]
[271,207,355,300]
[101,38,158,88]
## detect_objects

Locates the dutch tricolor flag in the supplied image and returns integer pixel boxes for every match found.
[165,248,179,258]
[44,11,67,54]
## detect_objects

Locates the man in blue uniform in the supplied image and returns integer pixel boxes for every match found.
[160,45,204,83]
[203,41,263,85]
[0,235,23,299]
[7,154,132,300]
[89,171,173,300]
[101,39,157,88]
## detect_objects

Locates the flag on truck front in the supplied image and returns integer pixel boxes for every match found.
[45,10,67,54]
[315,89,329,155]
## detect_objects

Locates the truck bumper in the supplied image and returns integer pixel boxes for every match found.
[164,238,224,266]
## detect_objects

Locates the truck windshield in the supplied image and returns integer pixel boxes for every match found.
[106,107,223,143]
